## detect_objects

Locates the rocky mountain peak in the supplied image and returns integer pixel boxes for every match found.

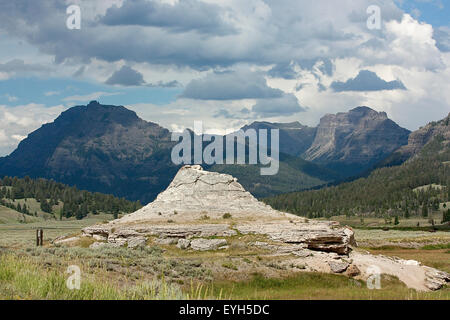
[385,111,450,163]
[303,106,410,176]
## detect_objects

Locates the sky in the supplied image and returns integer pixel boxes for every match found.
[0,0,449,156]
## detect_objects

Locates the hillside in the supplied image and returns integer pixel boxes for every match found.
[0,176,141,220]
[0,101,179,203]
[209,152,342,198]
[265,116,450,221]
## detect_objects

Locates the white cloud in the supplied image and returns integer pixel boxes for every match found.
[0,1,447,135]
[0,103,66,156]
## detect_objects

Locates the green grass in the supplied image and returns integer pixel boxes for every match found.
[421,243,450,250]
[326,214,448,231]
[0,205,43,224]
[211,273,450,300]
[0,215,114,246]
[0,253,185,300]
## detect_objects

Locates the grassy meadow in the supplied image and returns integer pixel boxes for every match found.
[0,207,449,300]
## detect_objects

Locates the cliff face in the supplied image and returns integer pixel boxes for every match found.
[303,106,410,175]
[392,113,450,162]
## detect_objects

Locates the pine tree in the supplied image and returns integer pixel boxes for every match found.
[443,209,450,224]
[422,204,428,218]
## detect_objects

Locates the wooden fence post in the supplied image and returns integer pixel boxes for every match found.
[36,228,43,246]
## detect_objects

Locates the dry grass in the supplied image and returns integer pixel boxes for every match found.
[1,218,449,300]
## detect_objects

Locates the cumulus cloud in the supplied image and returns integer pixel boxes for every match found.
[105,65,180,87]
[100,0,235,35]
[0,0,448,135]
[0,59,49,76]
[181,69,283,100]
[106,65,145,86]
[0,0,399,69]
[434,26,450,52]
[0,103,65,156]
[251,94,306,117]
[268,62,298,79]
[330,70,406,92]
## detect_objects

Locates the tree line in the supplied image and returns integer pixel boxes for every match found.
[0,176,142,220]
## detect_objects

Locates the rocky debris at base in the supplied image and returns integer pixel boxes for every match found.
[53,236,80,245]
[127,236,146,249]
[190,238,228,251]
[328,261,349,273]
[176,239,191,249]
[424,268,450,291]
[154,237,178,245]
[346,264,361,277]
[89,242,121,249]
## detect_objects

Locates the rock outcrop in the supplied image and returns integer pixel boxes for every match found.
[303,106,410,176]
[383,112,450,165]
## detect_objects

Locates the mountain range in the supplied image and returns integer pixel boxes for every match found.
[265,112,450,219]
[0,101,425,203]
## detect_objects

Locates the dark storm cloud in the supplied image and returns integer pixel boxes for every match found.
[0,0,363,70]
[251,94,306,117]
[106,65,145,86]
[181,70,284,100]
[100,0,235,35]
[0,59,49,73]
[268,62,298,79]
[330,70,406,92]
[106,65,180,87]
[0,1,442,76]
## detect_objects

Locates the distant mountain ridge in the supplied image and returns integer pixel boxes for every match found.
[0,101,413,203]
[380,112,450,167]
[303,106,410,176]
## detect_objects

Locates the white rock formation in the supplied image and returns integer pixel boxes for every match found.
[117,165,284,223]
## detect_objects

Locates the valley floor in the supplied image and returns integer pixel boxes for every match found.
[0,217,449,300]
